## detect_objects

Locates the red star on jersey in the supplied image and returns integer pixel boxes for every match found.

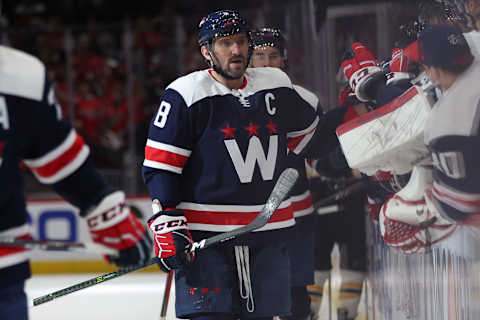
[265,121,277,134]
[244,122,260,136]
[220,123,237,139]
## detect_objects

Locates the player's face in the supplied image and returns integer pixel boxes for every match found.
[424,65,448,89]
[211,33,249,79]
[250,46,285,69]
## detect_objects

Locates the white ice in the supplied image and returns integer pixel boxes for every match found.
[26,272,181,320]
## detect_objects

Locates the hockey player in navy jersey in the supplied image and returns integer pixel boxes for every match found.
[249,27,318,320]
[142,10,320,320]
[0,45,152,320]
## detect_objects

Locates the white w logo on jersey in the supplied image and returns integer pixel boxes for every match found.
[224,135,278,183]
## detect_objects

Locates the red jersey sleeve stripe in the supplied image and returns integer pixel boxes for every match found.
[144,145,189,169]
[143,139,191,173]
[23,130,90,184]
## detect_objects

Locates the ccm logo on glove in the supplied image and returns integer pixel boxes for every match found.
[153,218,187,232]
[86,202,128,229]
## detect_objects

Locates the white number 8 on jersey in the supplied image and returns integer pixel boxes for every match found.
[154,101,171,128]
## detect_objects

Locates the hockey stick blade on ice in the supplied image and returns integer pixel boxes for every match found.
[30,167,299,307]
[0,239,118,256]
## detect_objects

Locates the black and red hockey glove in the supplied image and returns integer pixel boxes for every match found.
[147,209,195,272]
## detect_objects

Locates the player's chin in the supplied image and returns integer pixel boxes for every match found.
[228,65,247,79]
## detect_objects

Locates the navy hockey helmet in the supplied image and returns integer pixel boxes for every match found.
[198,10,250,46]
[250,27,287,58]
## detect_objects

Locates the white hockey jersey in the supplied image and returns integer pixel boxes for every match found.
[424,60,480,222]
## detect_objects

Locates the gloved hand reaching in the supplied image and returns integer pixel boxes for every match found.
[85,190,153,267]
[341,42,386,102]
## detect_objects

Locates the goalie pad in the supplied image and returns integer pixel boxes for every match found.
[379,166,457,254]
[336,86,433,176]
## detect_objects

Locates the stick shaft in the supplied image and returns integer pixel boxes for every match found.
[313,180,366,210]
[31,258,158,306]
[0,239,118,255]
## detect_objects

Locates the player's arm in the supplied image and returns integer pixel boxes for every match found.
[426,133,480,224]
[22,75,151,267]
[142,88,196,272]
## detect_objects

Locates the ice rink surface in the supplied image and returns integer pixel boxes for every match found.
[26,272,181,320]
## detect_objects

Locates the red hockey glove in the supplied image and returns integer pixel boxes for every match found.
[385,48,413,85]
[148,209,195,272]
[85,191,153,267]
[341,42,386,102]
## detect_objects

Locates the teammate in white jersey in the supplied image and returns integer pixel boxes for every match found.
[404,24,480,227]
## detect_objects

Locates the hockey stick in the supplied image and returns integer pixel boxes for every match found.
[30,167,299,307]
[0,239,118,256]
[159,270,174,320]
[312,179,366,211]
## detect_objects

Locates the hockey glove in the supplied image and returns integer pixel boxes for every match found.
[147,209,195,272]
[85,191,153,267]
[385,48,414,85]
[341,42,386,102]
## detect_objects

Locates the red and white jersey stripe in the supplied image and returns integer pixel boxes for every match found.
[23,129,90,184]
[432,181,480,214]
[0,224,31,269]
[143,138,191,174]
[290,190,314,218]
[287,116,320,155]
[176,200,295,232]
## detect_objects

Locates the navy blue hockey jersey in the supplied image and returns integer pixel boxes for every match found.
[0,45,104,285]
[143,67,319,233]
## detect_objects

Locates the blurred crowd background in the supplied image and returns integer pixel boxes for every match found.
[1,0,418,195]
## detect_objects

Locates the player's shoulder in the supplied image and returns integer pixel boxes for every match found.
[0,45,46,102]
[245,67,293,91]
[451,60,480,102]
[293,84,319,110]
[166,69,232,108]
